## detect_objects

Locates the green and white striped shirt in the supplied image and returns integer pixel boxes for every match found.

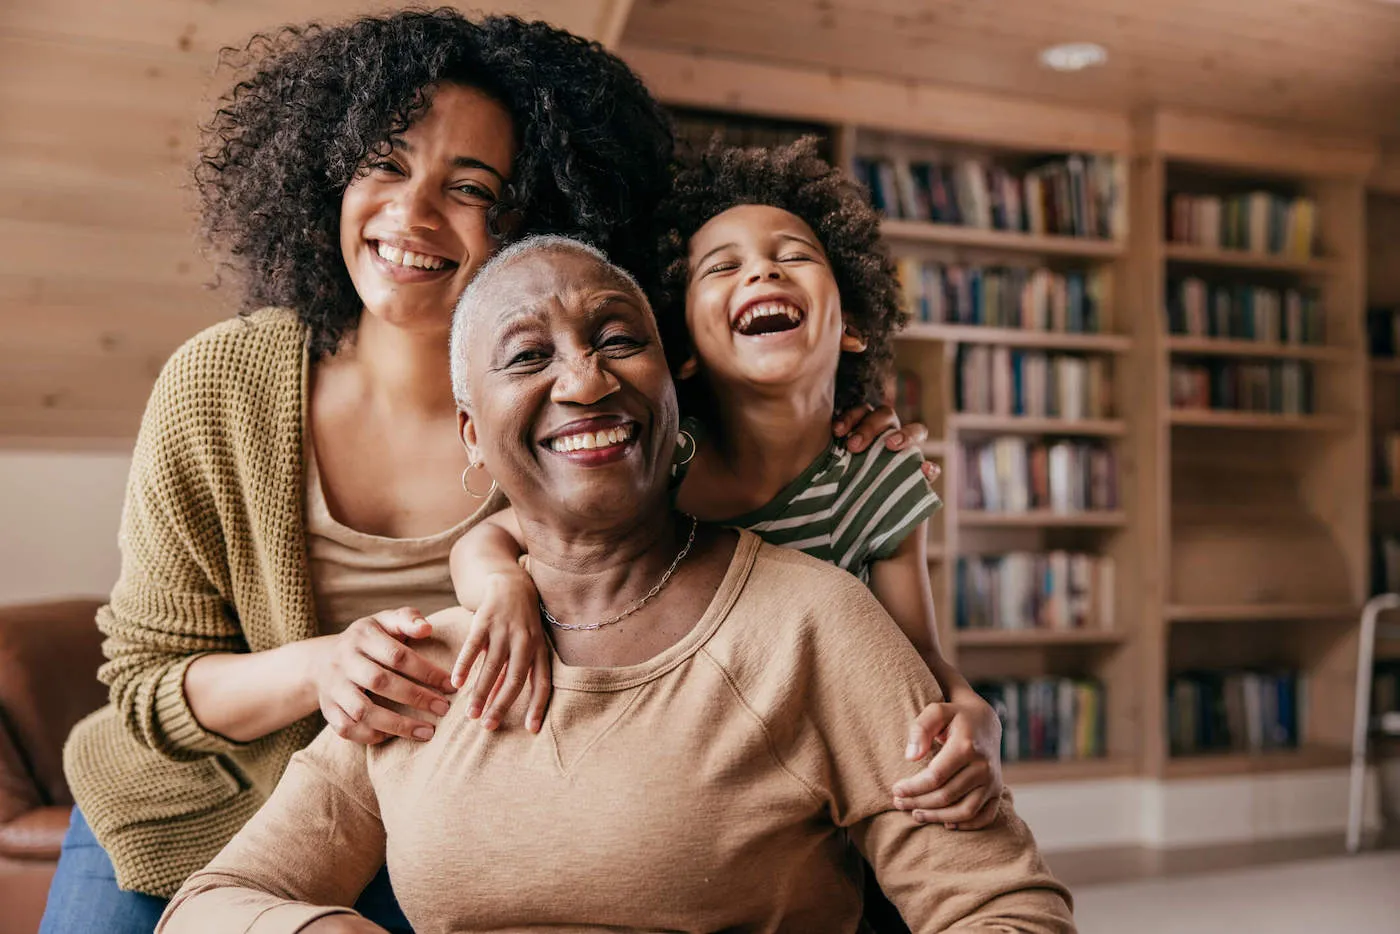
[673,419,942,582]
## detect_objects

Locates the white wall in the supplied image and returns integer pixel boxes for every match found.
[0,449,131,604]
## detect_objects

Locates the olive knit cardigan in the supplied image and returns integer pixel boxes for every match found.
[62,308,496,897]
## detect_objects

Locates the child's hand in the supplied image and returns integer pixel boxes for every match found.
[451,568,552,734]
[891,695,1004,830]
[831,405,938,482]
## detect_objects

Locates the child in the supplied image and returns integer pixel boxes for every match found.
[449,137,1004,832]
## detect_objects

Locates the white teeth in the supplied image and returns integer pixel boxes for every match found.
[549,426,635,453]
[735,301,803,332]
[375,242,449,271]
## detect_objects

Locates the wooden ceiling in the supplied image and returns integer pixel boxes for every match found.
[621,0,1400,137]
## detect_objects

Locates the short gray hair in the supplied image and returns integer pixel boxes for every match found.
[449,235,645,407]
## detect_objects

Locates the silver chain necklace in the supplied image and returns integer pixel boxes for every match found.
[539,515,699,632]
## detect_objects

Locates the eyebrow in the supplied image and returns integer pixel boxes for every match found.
[389,137,508,184]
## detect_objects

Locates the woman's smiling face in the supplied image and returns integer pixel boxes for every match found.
[340,83,517,338]
[458,246,678,526]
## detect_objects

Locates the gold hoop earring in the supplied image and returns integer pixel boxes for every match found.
[461,461,498,500]
[673,429,697,469]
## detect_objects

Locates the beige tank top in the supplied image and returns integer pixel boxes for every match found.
[304,434,473,634]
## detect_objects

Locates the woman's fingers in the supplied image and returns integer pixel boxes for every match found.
[524,646,552,733]
[344,653,450,717]
[844,404,896,453]
[921,461,942,484]
[899,762,991,823]
[357,620,454,694]
[480,635,534,730]
[948,794,1002,831]
[886,421,929,448]
[831,403,873,439]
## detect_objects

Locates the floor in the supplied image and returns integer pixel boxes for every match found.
[1072,851,1400,933]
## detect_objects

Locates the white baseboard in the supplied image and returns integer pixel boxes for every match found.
[1014,767,1387,853]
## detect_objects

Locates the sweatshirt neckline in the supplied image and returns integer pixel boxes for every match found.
[548,529,761,692]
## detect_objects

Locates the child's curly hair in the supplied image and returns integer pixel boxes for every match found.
[196,7,674,357]
[654,136,904,413]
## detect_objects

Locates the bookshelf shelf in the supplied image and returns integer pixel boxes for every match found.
[959,510,1127,529]
[1163,242,1333,275]
[1163,744,1350,779]
[919,439,949,459]
[1166,604,1359,624]
[1167,410,1350,431]
[956,629,1125,647]
[900,323,1131,354]
[1004,757,1136,784]
[881,220,1125,258]
[949,414,1126,437]
[1371,358,1400,375]
[1165,336,1354,363]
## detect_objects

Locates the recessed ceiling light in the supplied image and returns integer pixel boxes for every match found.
[1039,42,1108,72]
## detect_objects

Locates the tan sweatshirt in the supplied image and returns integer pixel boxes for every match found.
[159,532,1074,933]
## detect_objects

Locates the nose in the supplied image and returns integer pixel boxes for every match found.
[550,350,621,407]
[744,258,785,285]
[386,176,443,231]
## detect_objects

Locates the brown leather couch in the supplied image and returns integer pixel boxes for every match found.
[0,599,107,934]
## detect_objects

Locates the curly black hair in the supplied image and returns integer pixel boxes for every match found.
[654,136,905,414]
[196,7,674,357]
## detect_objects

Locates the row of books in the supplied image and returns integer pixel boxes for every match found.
[956,347,1112,421]
[855,154,1121,239]
[1376,432,1400,496]
[1165,278,1324,344]
[1168,360,1313,415]
[1366,307,1400,358]
[960,438,1118,514]
[955,553,1116,632]
[1168,669,1303,756]
[1167,191,1317,259]
[895,261,1106,332]
[975,678,1108,763]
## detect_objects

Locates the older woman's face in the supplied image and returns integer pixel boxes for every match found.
[460,250,678,524]
[340,83,517,338]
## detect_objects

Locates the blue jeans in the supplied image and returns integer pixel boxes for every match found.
[39,807,412,933]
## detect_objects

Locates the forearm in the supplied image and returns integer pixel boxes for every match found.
[184,638,328,743]
[450,521,526,609]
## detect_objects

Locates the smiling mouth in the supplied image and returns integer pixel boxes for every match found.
[371,241,459,273]
[546,423,638,454]
[733,301,805,336]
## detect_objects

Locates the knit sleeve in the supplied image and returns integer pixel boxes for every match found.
[784,577,1074,932]
[157,728,385,934]
[96,340,253,761]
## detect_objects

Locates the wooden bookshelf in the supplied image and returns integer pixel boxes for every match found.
[1371,358,1400,375]
[1163,242,1334,275]
[901,323,1130,354]
[1164,336,1353,363]
[1164,744,1351,779]
[1165,604,1360,623]
[949,414,1126,437]
[1167,410,1350,431]
[956,629,1125,647]
[959,510,1128,529]
[881,220,1125,259]
[1004,757,1136,784]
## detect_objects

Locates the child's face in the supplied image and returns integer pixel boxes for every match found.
[684,204,863,402]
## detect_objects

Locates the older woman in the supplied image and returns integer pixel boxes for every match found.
[43,11,673,932]
[156,236,1074,934]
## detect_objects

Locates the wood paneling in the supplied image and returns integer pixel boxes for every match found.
[624,0,1400,137]
[0,0,629,446]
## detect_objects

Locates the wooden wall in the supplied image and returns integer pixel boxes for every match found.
[0,0,630,448]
